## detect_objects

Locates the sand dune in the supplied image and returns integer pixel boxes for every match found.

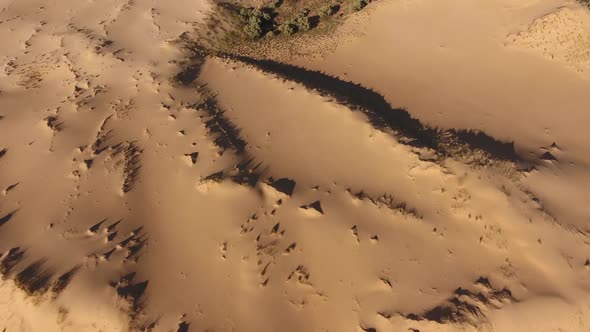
[1,0,590,331]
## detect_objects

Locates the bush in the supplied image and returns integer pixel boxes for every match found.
[243,16,262,38]
[240,8,272,39]
[294,14,310,32]
[319,5,334,17]
[279,22,296,35]
[351,0,367,11]
[239,7,250,16]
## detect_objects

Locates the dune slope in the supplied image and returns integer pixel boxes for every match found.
[1,0,590,331]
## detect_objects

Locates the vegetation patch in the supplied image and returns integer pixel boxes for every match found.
[203,0,374,52]
[239,7,275,38]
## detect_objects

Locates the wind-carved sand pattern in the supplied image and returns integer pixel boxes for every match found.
[1,0,590,331]
[346,189,422,219]
[1,0,209,328]
[89,118,144,194]
[0,248,79,299]
[506,7,590,74]
[192,85,269,190]
[113,142,143,194]
[218,52,526,166]
[405,277,515,326]
[0,217,150,316]
[193,87,247,154]
[195,53,590,331]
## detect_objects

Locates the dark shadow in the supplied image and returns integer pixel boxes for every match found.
[0,247,26,275]
[309,15,321,29]
[204,171,224,182]
[267,177,296,196]
[451,129,518,161]
[89,218,107,233]
[540,151,557,161]
[347,189,421,218]
[309,201,323,214]
[421,305,457,323]
[44,115,64,132]
[113,272,149,314]
[475,276,491,289]
[0,148,7,159]
[301,200,323,214]
[102,248,117,261]
[176,63,205,86]
[406,276,514,324]
[117,280,149,303]
[222,55,522,162]
[0,210,17,227]
[127,237,148,260]
[194,89,247,154]
[15,259,55,295]
[203,158,268,189]
[84,159,93,169]
[137,321,157,331]
[225,54,440,150]
[177,322,190,332]
[5,182,19,192]
[111,141,143,193]
[132,226,144,236]
[331,4,341,15]
[119,234,136,247]
[192,86,272,188]
[107,219,123,233]
[107,231,118,242]
[231,158,263,187]
[92,129,114,155]
[185,152,199,165]
[175,44,208,86]
[52,265,81,295]
[112,227,149,261]
[123,141,143,193]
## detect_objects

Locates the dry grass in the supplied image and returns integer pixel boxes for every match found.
[201,0,373,54]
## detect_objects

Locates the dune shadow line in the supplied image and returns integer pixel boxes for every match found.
[222,54,519,162]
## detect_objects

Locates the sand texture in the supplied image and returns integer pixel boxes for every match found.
[1,0,590,331]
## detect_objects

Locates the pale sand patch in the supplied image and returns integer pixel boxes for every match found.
[0,279,128,332]
[1,0,590,330]
[506,7,590,74]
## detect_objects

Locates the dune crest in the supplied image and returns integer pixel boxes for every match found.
[2,0,590,331]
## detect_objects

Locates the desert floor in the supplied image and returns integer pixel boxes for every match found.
[1,0,590,331]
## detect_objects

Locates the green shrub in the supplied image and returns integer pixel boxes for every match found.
[351,0,367,11]
[239,8,272,39]
[279,22,296,35]
[294,14,310,32]
[243,16,262,38]
[239,7,250,16]
[319,5,334,17]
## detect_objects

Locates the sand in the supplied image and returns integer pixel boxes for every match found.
[1,0,590,331]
